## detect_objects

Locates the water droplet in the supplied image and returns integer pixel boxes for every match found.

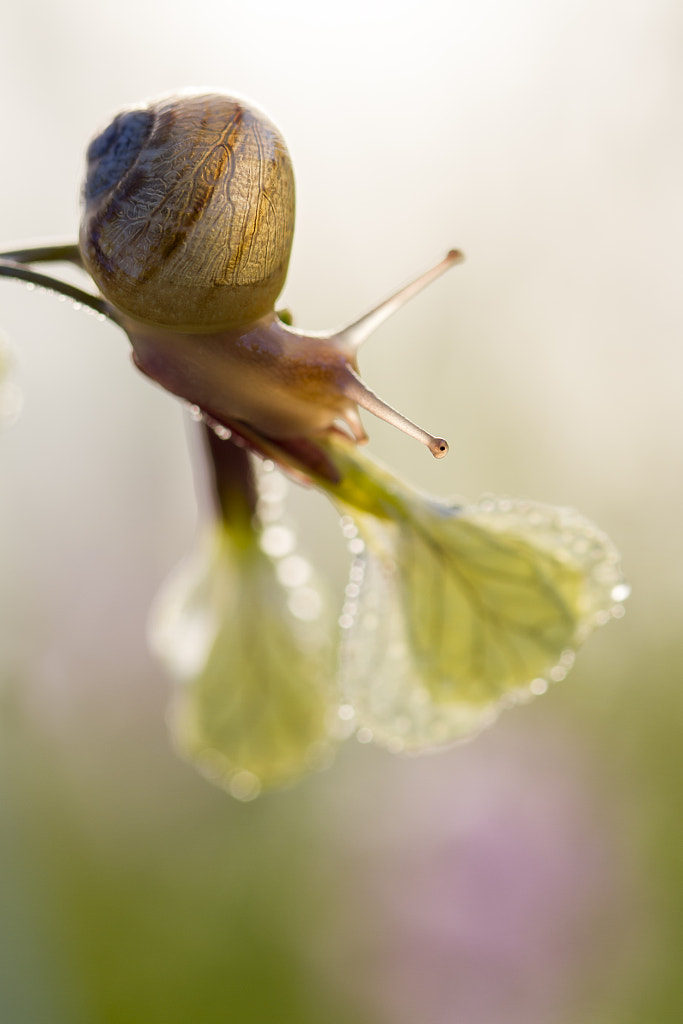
[338,704,355,721]
[611,604,626,619]
[229,770,261,801]
[530,678,548,695]
[357,727,373,744]
[339,613,354,630]
[560,649,575,668]
[258,470,287,502]
[611,582,631,603]
[549,666,566,682]
[260,524,295,558]
[348,538,364,555]
[276,554,311,588]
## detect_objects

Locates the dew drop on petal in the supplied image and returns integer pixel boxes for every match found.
[560,649,576,668]
[276,555,311,588]
[229,770,262,801]
[611,582,631,603]
[257,501,282,524]
[258,470,288,503]
[260,524,295,558]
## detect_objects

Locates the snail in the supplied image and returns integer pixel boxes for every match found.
[0,91,462,465]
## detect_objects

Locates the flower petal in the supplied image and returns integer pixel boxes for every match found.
[149,522,336,797]
[338,493,627,752]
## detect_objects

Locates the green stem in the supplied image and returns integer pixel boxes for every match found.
[0,257,114,320]
[202,426,259,543]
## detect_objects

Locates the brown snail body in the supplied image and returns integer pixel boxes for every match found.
[125,313,363,442]
[2,91,462,460]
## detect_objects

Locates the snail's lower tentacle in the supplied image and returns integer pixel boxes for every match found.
[342,405,369,445]
[341,368,449,458]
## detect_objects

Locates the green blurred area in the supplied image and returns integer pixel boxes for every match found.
[0,678,367,1024]
[1,587,683,1022]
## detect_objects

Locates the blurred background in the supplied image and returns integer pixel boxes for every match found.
[0,1,681,1021]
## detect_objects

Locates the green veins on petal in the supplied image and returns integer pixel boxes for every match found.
[149,519,336,799]
[318,441,627,753]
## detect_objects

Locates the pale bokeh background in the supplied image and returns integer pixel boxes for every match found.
[1,2,681,1022]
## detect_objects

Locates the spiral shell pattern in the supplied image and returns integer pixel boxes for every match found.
[80,92,295,331]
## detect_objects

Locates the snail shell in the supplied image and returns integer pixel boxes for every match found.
[79,92,295,332]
